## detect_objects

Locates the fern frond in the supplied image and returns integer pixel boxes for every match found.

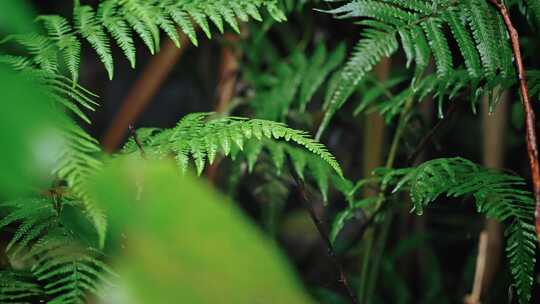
[74,5,114,80]
[53,120,106,247]
[32,242,113,303]
[318,0,516,136]
[422,18,452,78]
[98,0,136,68]
[465,0,499,80]
[317,25,398,138]
[123,113,343,177]
[6,34,58,73]
[37,15,81,82]
[528,70,540,99]
[7,68,107,246]
[443,9,482,78]
[378,158,536,304]
[3,0,286,83]
[0,197,114,304]
[528,0,540,24]
[0,55,32,70]
[0,271,44,303]
[240,139,343,202]
[298,42,346,112]
[163,4,198,46]
[120,0,160,54]
[249,51,307,121]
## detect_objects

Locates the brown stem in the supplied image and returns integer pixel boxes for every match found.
[488,0,540,243]
[289,168,359,304]
[101,33,190,152]
[214,33,241,113]
[128,124,146,157]
[464,231,489,304]
[362,59,390,198]
[466,92,508,303]
[207,32,243,183]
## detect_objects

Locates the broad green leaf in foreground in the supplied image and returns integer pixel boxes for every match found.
[89,156,313,304]
[0,67,61,197]
[0,0,35,34]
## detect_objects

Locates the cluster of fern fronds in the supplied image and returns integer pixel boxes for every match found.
[0,1,354,303]
[316,0,540,137]
[376,158,536,304]
[0,197,114,303]
[2,0,286,81]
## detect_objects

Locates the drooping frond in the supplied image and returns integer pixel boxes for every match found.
[3,33,59,73]
[0,197,114,304]
[74,4,114,80]
[353,69,507,121]
[36,15,81,82]
[122,112,343,178]
[2,0,286,81]
[13,69,107,246]
[376,158,536,304]
[30,234,114,304]
[317,0,516,137]
[0,271,44,303]
[316,20,399,138]
[237,139,342,202]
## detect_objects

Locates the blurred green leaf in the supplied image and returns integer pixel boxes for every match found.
[90,156,313,304]
[0,0,35,34]
[0,67,59,197]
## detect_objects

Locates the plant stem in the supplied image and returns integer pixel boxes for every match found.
[291,171,359,304]
[406,101,459,165]
[358,96,415,303]
[488,0,540,243]
[128,124,146,157]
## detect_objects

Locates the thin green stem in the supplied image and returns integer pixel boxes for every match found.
[358,96,415,303]
[364,206,395,301]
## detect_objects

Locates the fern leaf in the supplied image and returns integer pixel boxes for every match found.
[421,18,452,79]
[0,271,44,302]
[98,0,136,68]
[379,158,536,304]
[155,7,181,48]
[37,15,81,82]
[188,8,212,39]
[444,10,482,78]
[0,55,32,70]
[204,4,226,33]
[123,113,343,177]
[322,0,416,24]
[494,13,515,80]
[527,0,540,25]
[165,5,198,46]
[9,34,58,73]
[465,0,499,80]
[299,43,346,112]
[120,0,160,54]
[317,28,398,139]
[74,5,114,79]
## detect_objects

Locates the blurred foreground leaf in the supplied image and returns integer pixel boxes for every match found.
[0,67,60,197]
[90,156,313,304]
[0,0,35,34]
